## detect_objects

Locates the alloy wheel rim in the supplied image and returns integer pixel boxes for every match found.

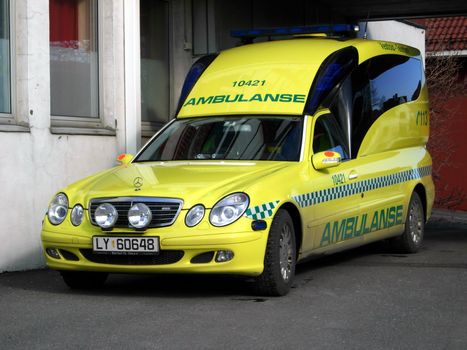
[409,199,423,245]
[279,224,293,282]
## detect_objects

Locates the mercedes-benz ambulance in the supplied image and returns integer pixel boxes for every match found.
[41,25,434,295]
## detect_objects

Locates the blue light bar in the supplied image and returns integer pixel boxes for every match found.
[231,24,359,39]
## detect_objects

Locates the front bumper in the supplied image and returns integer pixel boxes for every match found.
[41,226,268,276]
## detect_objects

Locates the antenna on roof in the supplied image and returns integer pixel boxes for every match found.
[363,12,370,39]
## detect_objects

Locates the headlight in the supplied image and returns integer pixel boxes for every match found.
[128,203,152,229]
[95,203,118,229]
[185,205,205,227]
[70,204,84,226]
[210,193,249,227]
[47,193,69,225]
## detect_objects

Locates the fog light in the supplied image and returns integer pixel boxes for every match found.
[46,248,60,259]
[215,250,234,262]
[128,203,152,229]
[95,203,118,229]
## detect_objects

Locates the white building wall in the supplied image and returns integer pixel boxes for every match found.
[0,0,124,272]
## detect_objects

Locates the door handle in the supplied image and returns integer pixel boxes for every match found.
[348,172,358,180]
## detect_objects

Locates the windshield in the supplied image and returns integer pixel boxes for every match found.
[135,116,303,162]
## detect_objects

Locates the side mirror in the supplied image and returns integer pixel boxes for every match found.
[312,151,341,170]
[117,153,134,166]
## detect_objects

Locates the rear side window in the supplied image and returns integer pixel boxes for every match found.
[331,55,423,157]
[367,55,422,114]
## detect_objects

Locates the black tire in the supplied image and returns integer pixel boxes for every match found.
[254,209,296,296]
[392,192,425,253]
[60,271,108,289]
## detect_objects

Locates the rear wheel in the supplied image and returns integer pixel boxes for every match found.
[254,209,296,296]
[60,271,108,289]
[392,192,425,253]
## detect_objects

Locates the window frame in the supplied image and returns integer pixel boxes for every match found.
[49,0,115,136]
[0,1,26,132]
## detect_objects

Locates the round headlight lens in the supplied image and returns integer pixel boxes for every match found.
[185,205,205,227]
[210,193,249,227]
[71,204,84,226]
[47,193,69,225]
[95,203,118,229]
[128,203,152,229]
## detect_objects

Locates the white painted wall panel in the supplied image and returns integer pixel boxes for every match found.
[0,0,122,272]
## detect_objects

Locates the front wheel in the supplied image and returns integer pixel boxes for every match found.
[253,209,296,296]
[60,271,108,289]
[392,192,425,253]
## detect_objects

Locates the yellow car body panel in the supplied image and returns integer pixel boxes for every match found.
[41,34,434,280]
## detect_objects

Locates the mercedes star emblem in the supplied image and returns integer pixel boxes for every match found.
[133,177,143,191]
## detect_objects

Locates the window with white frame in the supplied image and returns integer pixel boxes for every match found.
[0,0,11,116]
[49,0,99,119]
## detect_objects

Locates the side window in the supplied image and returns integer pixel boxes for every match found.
[313,117,332,153]
[367,55,422,115]
[313,114,349,159]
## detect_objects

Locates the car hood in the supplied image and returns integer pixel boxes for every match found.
[66,161,294,209]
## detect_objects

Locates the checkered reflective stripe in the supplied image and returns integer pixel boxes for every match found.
[293,166,432,208]
[245,200,280,220]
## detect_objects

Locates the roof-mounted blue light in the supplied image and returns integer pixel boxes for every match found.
[231,24,359,40]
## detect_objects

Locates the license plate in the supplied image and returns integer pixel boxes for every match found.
[92,236,159,255]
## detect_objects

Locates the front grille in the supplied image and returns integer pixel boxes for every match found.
[89,197,183,229]
[80,249,184,265]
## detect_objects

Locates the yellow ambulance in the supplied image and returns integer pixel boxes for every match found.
[41,25,434,295]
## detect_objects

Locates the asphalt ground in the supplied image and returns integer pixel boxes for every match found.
[1,222,466,350]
